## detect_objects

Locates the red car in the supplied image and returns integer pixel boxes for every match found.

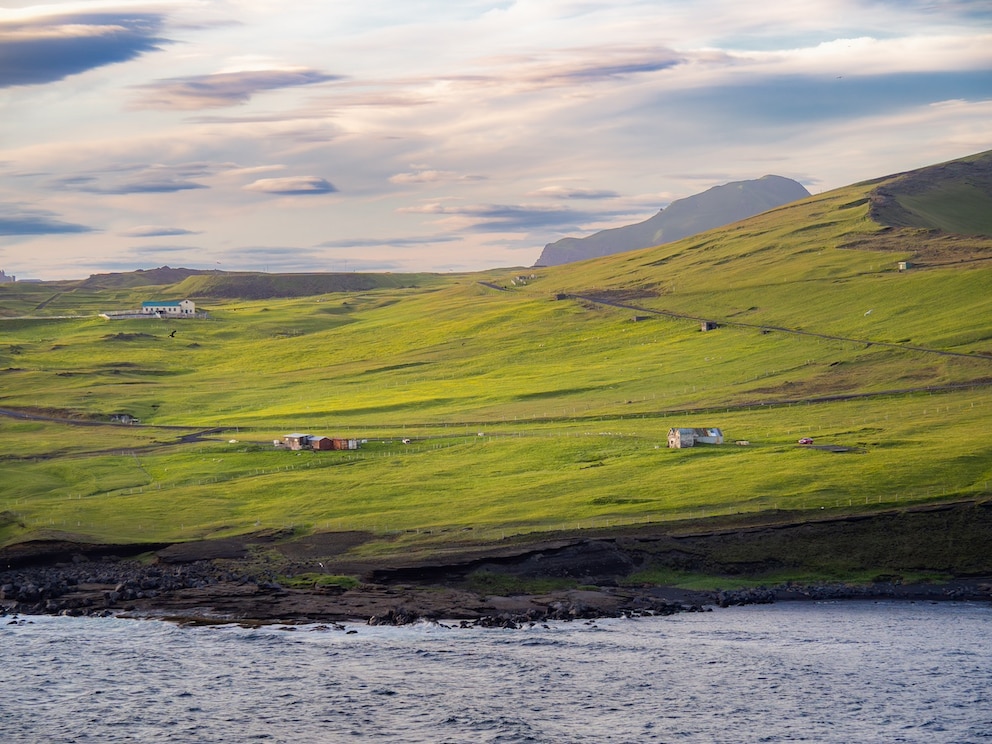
[798,437,814,445]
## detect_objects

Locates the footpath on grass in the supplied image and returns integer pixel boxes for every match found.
[568,293,992,363]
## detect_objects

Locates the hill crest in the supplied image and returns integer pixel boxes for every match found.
[868,149,992,236]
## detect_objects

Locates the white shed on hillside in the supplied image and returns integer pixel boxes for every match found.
[668,427,724,448]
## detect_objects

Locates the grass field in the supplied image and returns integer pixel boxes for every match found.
[2,153,991,554]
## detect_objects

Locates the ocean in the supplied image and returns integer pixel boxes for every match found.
[3,601,990,743]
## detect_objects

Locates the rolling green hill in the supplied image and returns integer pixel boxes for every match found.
[1,150,990,575]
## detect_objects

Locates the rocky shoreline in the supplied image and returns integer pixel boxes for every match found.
[2,549,989,629]
[4,503,991,627]
[0,554,713,627]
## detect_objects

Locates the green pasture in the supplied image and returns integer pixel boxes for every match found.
[1,159,991,552]
[2,387,990,549]
[2,268,988,430]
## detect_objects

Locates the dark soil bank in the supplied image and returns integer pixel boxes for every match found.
[2,501,990,626]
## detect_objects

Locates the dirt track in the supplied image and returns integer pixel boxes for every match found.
[568,293,992,363]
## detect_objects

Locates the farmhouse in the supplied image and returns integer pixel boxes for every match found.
[668,427,724,448]
[142,299,195,317]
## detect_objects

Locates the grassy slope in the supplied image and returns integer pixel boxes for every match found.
[878,148,992,236]
[1,156,991,558]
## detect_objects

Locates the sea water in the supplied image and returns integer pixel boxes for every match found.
[2,601,990,743]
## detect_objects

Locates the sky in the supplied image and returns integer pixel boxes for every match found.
[1,1,991,280]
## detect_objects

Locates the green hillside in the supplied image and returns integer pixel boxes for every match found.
[867,149,992,236]
[1,151,991,564]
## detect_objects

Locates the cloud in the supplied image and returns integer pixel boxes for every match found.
[400,202,617,232]
[0,204,95,235]
[120,225,200,237]
[463,45,684,93]
[677,70,992,124]
[551,56,683,83]
[134,68,341,110]
[46,162,220,195]
[527,186,621,199]
[52,175,208,195]
[127,244,199,255]
[0,11,169,88]
[243,176,337,195]
[389,169,484,184]
[318,235,461,248]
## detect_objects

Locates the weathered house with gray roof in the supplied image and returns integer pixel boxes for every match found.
[668,427,724,448]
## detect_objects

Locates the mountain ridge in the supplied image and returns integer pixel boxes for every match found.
[535,174,811,266]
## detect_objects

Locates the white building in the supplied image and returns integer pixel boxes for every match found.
[142,300,195,317]
[668,427,724,448]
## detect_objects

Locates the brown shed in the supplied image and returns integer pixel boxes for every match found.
[310,436,334,451]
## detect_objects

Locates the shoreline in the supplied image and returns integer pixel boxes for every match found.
[2,553,989,629]
[3,502,991,626]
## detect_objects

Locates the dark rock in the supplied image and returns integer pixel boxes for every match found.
[367,607,421,626]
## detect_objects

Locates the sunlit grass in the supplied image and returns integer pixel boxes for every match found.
[1,167,990,551]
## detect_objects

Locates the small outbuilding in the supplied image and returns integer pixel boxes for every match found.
[282,433,312,450]
[310,436,334,451]
[668,427,724,448]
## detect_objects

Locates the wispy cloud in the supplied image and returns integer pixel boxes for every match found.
[663,70,992,125]
[318,235,461,248]
[127,244,200,255]
[120,225,200,238]
[0,11,169,88]
[400,202,622,232]
[0,204,95,235]
[389,169,484,185]
[52,175,207,195]
[133,68,341,110]
[48,163,216,195]
[527,186,621,200]
[243,176,337,195]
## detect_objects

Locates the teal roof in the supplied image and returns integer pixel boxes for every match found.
[142,301,184,307]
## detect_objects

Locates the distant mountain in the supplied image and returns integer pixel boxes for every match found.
[535,175,810,266]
